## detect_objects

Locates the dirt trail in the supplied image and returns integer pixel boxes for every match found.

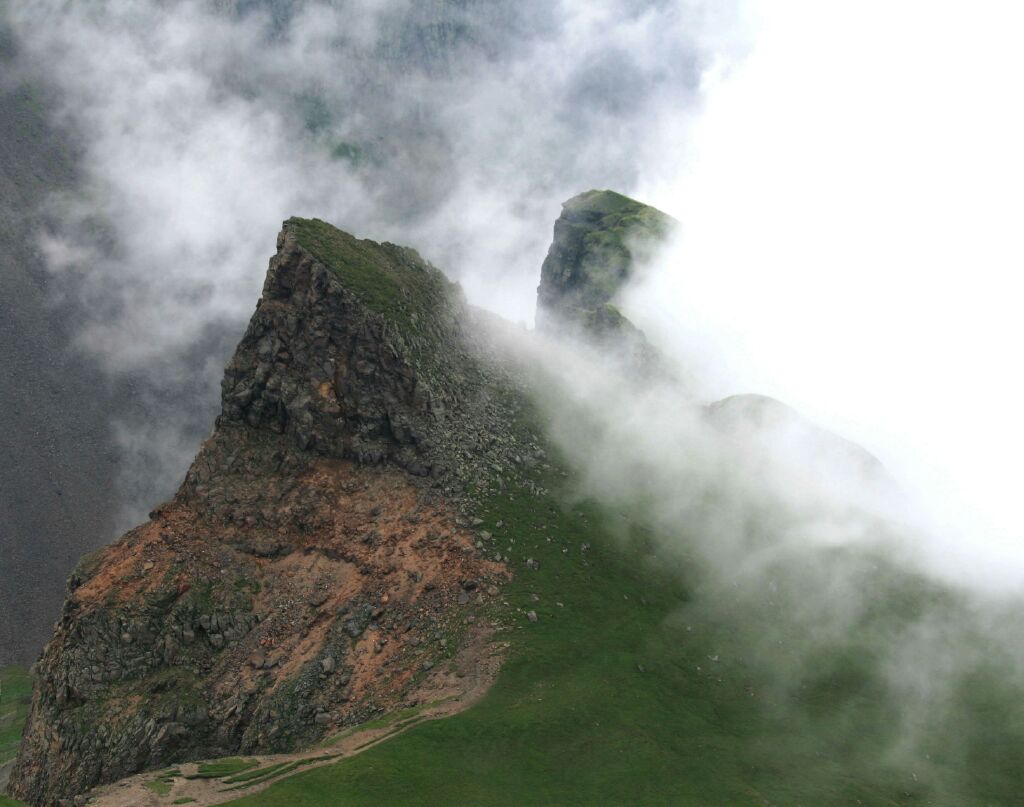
[87,636,505,807]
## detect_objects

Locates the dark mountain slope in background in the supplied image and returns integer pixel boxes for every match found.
[0,49,237,665]
[707,393,890,484]
[0,30,118,667]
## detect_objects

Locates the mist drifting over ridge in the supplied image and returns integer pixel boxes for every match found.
[6,0,732,354]
[497,305,1024,802]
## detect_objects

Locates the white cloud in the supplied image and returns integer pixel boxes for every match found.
[628,0,1024,589]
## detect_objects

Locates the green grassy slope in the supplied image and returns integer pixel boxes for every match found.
[1,667,30,806]
[0,668,30,766]
[224,462,1024,806]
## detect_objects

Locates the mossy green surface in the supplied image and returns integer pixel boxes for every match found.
[0,667,30,765]
[222,761,300,791]
[221,761,292,785]
[219,755,342,792]
[567,188,673,236]
[145,767,182,795]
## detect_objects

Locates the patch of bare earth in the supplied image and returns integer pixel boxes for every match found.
[41,452,509,804]
[70,455,507,707]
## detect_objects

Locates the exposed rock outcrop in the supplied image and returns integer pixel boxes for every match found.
[8,219,538,806]
[211,218,502,485]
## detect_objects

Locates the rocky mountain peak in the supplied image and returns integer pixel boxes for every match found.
[8,219,538,806]
[216,218,468,479]
[536,189,676,335]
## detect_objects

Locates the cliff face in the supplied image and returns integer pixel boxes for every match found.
[8,220,538,806]
[216,219,477,482]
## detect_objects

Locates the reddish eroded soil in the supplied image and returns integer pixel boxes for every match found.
[64,452,507,745]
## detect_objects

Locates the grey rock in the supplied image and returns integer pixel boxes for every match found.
[309,591,330,607]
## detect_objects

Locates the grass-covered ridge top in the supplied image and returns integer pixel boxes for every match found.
[285,217,462,341]
[562,188,676,241]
